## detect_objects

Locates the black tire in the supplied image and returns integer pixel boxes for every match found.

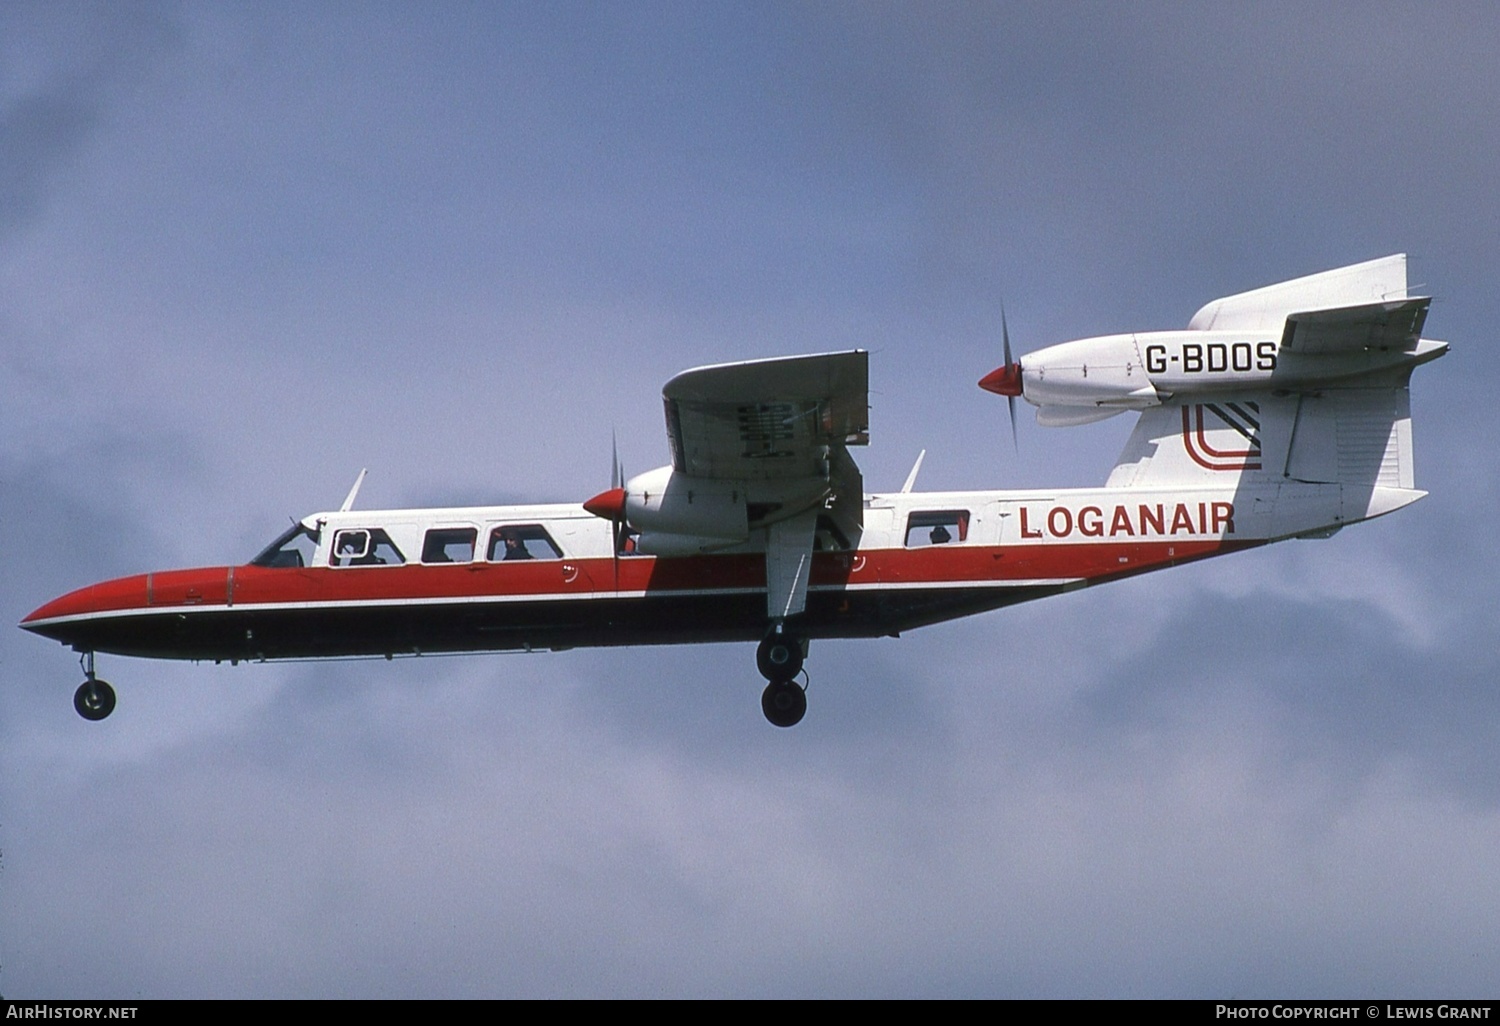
[756,632,804,681]
[74,679,116,721]
[761,679,807,728]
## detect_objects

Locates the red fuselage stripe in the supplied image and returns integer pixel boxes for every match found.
[24,539,1256,627]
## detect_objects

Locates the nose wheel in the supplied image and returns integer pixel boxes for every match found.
[75,679,116,720]
[73,652,116,721]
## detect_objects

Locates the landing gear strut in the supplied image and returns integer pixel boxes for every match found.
[757,624,808,727]
[73,651,115,721]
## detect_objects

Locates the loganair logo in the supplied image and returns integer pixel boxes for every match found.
[1020,501,1235,539]
[1182,401,1261,471]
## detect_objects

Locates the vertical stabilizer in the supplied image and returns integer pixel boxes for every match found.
[1188,254,1409,332]
[1106,385,1427,538]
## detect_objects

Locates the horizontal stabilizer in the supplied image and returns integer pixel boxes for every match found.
[1281,297,1430,355]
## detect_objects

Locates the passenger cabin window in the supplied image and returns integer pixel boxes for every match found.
[488,524,562,561]
[330,528,406,567]
[422,527,477,564]
[250,524,321,568]
[905,510,969,548]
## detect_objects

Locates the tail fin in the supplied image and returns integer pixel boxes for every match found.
[1106,385,1428,536]
[1107,254,1445,536]
[1187,253,1411,332]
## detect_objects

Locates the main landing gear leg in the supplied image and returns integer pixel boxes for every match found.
[74,651,116,722]
[757,622,808,728]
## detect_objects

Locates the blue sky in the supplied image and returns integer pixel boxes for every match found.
[2,1,1497,997]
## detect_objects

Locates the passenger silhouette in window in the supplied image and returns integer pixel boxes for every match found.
[499,531,533,560]
[487,525,563,561]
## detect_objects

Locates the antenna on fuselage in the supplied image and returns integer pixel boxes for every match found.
[900,449,927,493]
[340,468,368,512]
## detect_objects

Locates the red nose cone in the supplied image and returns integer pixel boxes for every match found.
[978,362,1023,397]
[583,487,627,520]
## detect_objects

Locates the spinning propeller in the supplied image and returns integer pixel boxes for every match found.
[582,432,629,584]
[977,304,1023,451]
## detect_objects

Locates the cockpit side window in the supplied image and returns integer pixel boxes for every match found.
[487,524,563,561]
[330,528,406,567]
[422,527,477,564]
[904,510,970,548]
[250,523,322,568]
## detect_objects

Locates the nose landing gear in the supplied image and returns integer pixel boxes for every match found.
[73,651,116,721]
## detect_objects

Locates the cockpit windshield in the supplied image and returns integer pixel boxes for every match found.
[250,523,321,568]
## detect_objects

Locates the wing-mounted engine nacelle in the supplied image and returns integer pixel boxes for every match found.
[584,464,836,549]
[616,465,750,541]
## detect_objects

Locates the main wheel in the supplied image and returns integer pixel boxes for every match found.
[756,632,804,681]
[74,679,116,721]
[761,679,807,728]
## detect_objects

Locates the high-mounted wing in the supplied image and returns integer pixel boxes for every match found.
[663,350,869,480]
[611,350,869,624]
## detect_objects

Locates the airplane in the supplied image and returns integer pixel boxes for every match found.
[21,254,1445,727]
